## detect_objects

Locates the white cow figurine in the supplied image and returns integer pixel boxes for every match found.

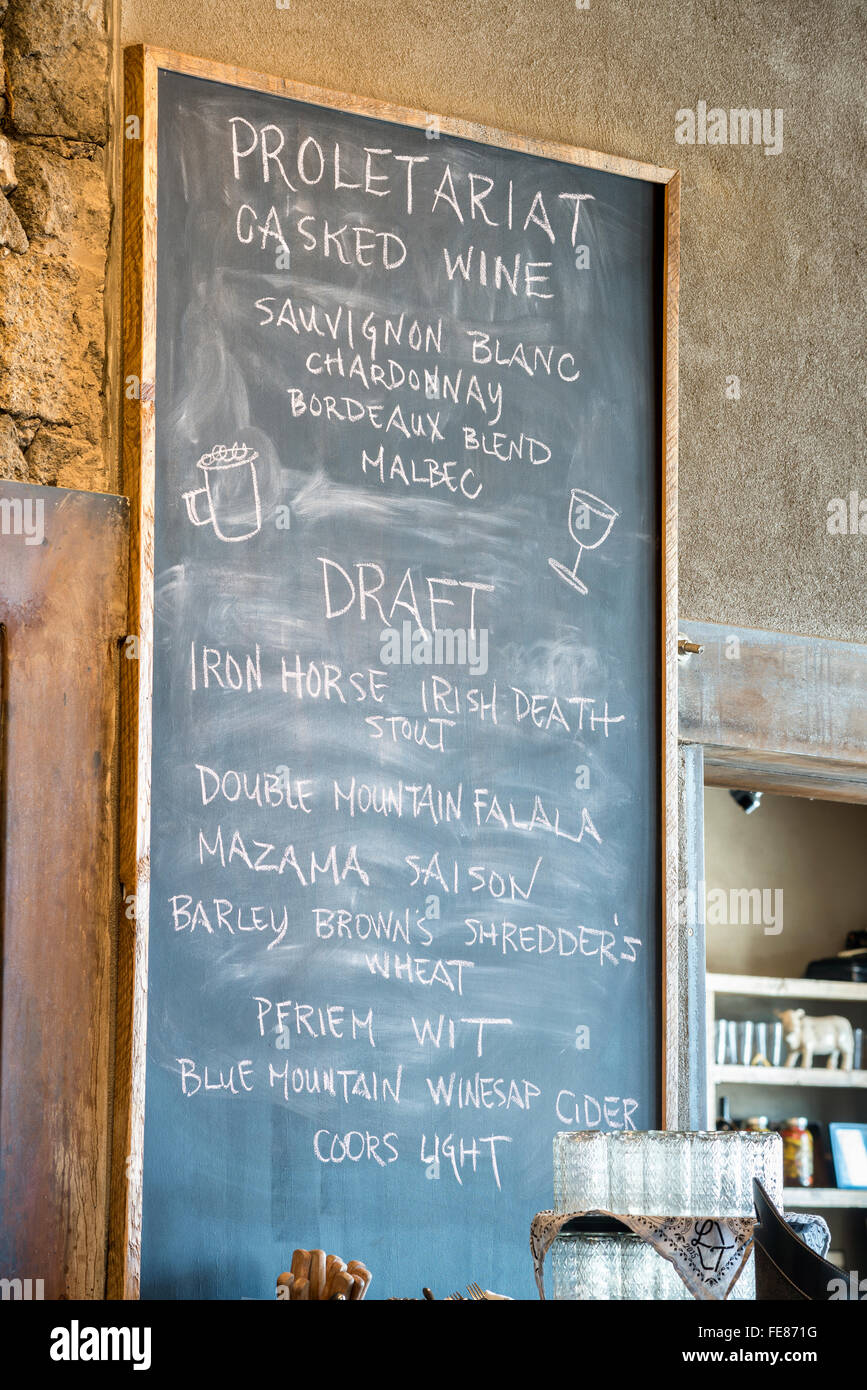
[776,1009,854,1070]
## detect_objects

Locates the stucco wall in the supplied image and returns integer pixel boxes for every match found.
[120,0,866,644]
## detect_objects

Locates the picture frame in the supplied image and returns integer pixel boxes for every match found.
[829,1122,867,1189]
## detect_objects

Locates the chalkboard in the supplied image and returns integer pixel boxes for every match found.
[119,47,679,1301]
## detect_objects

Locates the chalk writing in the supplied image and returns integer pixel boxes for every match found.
[141,69,663,1301]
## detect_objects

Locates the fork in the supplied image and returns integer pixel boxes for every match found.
[467,1282,488,1300]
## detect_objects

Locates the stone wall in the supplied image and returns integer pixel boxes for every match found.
[0,0,113,493]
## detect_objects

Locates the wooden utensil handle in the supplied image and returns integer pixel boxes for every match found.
[330,1270,354,1298]
[308,1248,327,1300]
[324,1259,347,1298]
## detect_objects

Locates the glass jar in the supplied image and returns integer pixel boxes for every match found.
[779,1118,814,1188]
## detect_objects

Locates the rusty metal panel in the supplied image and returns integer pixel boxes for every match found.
[0,482,128,1300]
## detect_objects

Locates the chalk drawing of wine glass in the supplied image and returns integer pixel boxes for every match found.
[548,488,618,595]
[182,442,262,542]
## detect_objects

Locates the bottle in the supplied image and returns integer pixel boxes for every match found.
[780,1118,814,1188]
[716,1096,735,1131]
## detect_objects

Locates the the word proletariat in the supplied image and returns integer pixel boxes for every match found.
[230,116,595,299]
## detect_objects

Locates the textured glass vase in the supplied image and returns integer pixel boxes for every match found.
[550,1231,756,1301]
[553,1130,782,1217]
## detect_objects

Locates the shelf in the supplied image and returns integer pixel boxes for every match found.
[784,1187,867,1210]
[708,973,867,1004]
[713,1065,867,1089]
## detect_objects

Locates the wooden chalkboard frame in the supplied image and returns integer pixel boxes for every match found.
[112,43,679,1299]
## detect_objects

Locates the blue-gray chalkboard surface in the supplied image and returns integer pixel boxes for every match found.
[133,55,672,1300]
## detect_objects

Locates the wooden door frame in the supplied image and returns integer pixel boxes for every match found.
[0,482,128,1299]
[674,618,867,1129]
[679,620,867,803]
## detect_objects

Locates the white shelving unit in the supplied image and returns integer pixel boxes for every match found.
[707,972,867,1213]
[783,1188,867,1210]
[715,1065,867,1090]
[709,973,867,1005]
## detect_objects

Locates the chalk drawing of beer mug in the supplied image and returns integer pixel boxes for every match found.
[182,442,262,542]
